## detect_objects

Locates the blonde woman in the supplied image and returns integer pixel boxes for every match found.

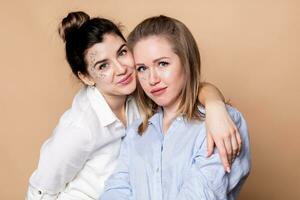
[101,15,250,200]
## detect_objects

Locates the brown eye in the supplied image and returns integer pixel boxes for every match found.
[119,49,127,56]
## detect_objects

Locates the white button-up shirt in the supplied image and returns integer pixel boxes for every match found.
[26,86,140,200]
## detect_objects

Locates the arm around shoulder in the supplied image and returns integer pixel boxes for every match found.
[226,106,251,189]
[176,106,250,200]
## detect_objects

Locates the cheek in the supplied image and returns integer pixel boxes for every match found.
[162,65,185,88]
[174,70,186,91]
[160,69,172,80]
[137,74,150,92]
[158,67,176,85]
[93,69,114,84]
[137,71,148,82]
[120,54,134,68]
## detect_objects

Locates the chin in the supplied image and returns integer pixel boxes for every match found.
[151,98,170,107]
[119,84,136,95]
[152,95,179,108]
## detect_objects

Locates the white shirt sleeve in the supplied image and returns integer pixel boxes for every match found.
[26,123,94,200]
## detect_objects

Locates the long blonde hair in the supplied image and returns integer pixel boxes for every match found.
[127,15,203,134]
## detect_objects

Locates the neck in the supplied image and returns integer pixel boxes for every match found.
[162,99,181,133]
[105,95,126,112]
[98,88,127,126]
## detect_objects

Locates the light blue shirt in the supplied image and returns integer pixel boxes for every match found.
[101,106,251,200]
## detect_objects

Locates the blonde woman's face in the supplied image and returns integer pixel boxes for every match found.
[133,36,186,110]
[84,33,136,97]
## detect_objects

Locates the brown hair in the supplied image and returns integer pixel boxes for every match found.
[127,15,203,134]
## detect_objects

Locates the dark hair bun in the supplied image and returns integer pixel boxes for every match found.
[58,11,90,42]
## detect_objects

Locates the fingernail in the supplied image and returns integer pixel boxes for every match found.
[226,167,231,173]
[206,150,210,157]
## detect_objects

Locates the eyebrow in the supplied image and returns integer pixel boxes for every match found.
[153,56,170,63]
[135,56,170,66]
[116,43,127,55]
[92,43,127,68]
[92,59,108,69]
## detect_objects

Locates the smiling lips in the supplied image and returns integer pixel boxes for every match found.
[150,87,167,96]
[118,73,133,85]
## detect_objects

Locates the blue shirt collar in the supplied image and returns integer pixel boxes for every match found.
[148,107,163,131]
[148,107,185,133]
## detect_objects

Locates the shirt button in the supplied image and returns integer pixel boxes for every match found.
[38,190,42,195]
[156,168,159,173]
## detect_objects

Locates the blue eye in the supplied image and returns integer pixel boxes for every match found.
[159,61,169,67]
[137,65,147,72]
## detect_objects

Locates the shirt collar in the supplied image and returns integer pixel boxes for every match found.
[87,86,118,127]
[148,107,163,133]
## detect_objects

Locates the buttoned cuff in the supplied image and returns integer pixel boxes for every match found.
[26,185,59,200]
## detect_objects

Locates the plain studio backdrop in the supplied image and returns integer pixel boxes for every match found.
[0,0,299,199]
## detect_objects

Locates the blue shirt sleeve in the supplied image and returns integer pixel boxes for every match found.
[175,106,251,200]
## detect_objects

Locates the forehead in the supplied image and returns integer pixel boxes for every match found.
[133,36,174,62]
[85,33,125,64]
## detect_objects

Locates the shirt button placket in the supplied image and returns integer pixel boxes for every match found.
[155,143,163,200]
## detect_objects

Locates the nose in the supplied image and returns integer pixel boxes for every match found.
[114,60,127,75]
[149,68,160,86]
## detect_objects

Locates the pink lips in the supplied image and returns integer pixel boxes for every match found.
[150,87,167,96]
[118,73,133,85]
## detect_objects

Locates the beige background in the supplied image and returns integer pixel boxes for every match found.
[1,0,299,199]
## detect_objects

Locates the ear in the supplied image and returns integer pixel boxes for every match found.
[78,72,95,86]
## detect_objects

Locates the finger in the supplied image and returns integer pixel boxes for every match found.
[215,140,231,173]
[231,131,239,161]
[206,133,215,157]
[224,137,233,166]
[235,128,242,156]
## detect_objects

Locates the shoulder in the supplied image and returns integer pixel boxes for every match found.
[58,87,99,131]
[199,104,247,129]
[225,106,250,157]
[47,88,96,150]
[226,105,248,137]
[226,105,245,125]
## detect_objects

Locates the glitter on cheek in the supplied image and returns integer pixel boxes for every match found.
[89,51,97,65]
[90,66,96,73]
[87,51,98,73]
[160,69,172,79]
[138,71,149,82]
[95,69,114,83]
[137,75,148,91]
[96,73,107,79]
[139,75,147,81]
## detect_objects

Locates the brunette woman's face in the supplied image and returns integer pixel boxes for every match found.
[133,36,186,110]
[84,33,136,97]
